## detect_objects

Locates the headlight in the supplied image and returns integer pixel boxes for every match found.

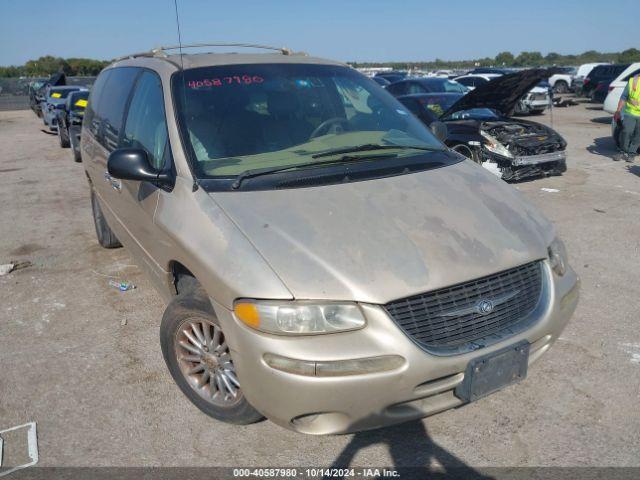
[234,300,366,335]
[548,237,568,276]
[481,131,513,158]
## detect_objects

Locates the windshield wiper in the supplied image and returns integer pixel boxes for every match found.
[231,153,397,190]
[311,143,442,159]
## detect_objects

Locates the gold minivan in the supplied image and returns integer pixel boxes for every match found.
[81,44,579,434]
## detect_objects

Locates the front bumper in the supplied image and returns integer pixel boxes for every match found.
[212,261,579,434]
[512,150,567,166]
[523,99,549,110]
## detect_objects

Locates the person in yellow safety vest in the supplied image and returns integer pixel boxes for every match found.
[614,74,640,162]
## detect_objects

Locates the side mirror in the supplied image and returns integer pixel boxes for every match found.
[430,121,448,142]
[107,148,172,186]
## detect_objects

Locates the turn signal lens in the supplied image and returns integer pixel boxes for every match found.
[233,301,366,335]
[234,302,260,328]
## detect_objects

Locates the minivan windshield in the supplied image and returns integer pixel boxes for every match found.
[173,63,444,178]
[69,91,89,111]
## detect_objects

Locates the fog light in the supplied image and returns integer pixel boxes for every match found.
[262,353,316,376]
[263,353,405,377]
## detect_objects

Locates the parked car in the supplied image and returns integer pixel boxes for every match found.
[581,64,628,98]
[371,76,391,87]
[56,90,89,160]
[571,62,608,95]
[455,73,550,115]
[82,46,578,434]
[40,86,84,130]
[374,70,407,83]
[591,80,612,103]
[28,79,48,117]
[431,69,454,78]
[547,66,576,93]
[466,67,514,75]
[604,62,640,114]
[386,77,468,96]
[397,69,567,182]
[454,73,502,90]
[515,82,551,115]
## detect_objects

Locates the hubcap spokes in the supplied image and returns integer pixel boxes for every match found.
[175,320,240,405]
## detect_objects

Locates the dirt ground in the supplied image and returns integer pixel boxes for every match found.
[0,102,639,470]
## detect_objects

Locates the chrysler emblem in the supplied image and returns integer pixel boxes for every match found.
[436,290,520,318]
[477,299,494,315]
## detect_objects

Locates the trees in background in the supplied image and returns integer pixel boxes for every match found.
[3,49,640,77]
[618,48,640,64]
[0,56,110,78]
[351,49,640,71]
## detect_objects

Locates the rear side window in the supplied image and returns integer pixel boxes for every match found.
[100,67,140,151]
[386,82,406,96]
[587,67,605,78]
[613,65,628,76]
[84,70,111,137]
[122,71,168,170]
[408,82,426,94]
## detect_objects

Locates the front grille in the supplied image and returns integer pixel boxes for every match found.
[384,261,544,354]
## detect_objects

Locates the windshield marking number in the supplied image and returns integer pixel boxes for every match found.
[187,75,264,89]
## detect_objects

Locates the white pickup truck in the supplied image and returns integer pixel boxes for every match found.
[547,67,576,93]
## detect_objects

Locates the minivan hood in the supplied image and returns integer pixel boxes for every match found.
[443,68,556,117]
[211,161,554,304]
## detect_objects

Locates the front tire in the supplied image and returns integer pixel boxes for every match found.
[553,80,568,94]
[90,190,121,248]
[70,129,82,162]
[58,125,70,148]
[452,143,481,164]
[160,287,263,425]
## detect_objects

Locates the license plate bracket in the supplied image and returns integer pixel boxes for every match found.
[455,341,530,403]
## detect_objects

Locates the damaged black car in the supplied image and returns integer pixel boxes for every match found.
[396,69,567,181]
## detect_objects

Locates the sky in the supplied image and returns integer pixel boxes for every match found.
[0,0,636,66]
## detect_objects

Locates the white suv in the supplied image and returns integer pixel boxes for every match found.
[604,63,640,114]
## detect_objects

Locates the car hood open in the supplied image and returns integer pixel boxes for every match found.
[211,161,554,304]
[443,68,557,118]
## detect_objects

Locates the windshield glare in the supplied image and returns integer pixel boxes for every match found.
[173,64,443,177]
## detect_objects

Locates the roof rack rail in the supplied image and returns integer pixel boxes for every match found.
[159,43,293,55]
[113,43,293,62]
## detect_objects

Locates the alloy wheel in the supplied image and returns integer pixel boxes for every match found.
[174,318,242,407]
